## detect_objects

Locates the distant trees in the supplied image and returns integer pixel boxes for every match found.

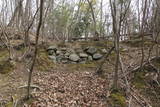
[0,0,110,41]
[0,0,159,42]
[87,0,98,40]
[47,2,74,41]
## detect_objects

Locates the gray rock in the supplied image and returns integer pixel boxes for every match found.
[88,56,93,61]
[79,53,88,58]
[63,55,69,59]
[56,55,64,62]
[61,59,68,64]
[79,57,87,64]
[48,55,57,63]
[93,53,103,60]
[70,61,77,64]
[75,48,83,53]
[56,50,62,55]
[61,47,67,51]
[67,49,75,54]
[69,54,80,62]
[86,47,97,55]
[79,61,86,64]
[64,52,70,57]
[47,45,57,51]
[83,46,90,51]
[48,50,55,55]
[101,48,108,54]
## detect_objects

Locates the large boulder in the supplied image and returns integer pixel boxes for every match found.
[86,47,97,55]
[69,54,80,62]
[93,53,103,60]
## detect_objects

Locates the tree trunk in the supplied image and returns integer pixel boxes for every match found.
[27,0,44,99]
[140,0,148,70]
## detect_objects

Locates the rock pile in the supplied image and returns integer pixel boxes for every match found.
[47,45,108,64]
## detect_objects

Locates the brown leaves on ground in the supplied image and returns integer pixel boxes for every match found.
[31,71,109,107]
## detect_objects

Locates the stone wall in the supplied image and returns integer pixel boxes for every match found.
[47,45,108,64]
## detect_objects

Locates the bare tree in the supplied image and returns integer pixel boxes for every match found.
[110,0,131,89]
[27,0,44,99]
[139,0,148,70]
[99,0,103,38]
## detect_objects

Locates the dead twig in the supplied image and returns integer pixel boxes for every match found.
[19,84,41,90]
[120,81,152,107]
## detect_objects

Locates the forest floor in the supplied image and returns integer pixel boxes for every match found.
[0,39,160,107]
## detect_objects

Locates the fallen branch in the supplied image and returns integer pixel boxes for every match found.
[120,56,160,79]
[130,88,152,107]
[19,84,41,90]
[120,81,152,107]
[119,55,130,95]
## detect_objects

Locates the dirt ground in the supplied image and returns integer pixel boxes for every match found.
[0,41,159,107]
